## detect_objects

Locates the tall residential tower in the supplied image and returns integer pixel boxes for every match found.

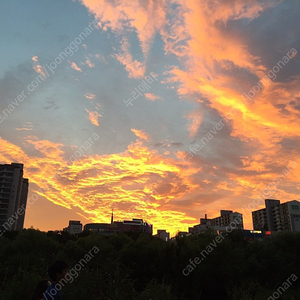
[0,163,29,231]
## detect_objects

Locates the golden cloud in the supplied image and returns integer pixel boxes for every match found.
[0,136,204,235]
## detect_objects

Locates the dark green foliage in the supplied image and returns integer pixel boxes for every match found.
[0,229,300,299]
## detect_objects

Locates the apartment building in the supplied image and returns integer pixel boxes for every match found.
[0,163,29,231]
[189,210,243,234]
[252,199,300,232]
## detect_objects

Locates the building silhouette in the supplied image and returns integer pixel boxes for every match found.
[84,218,153,235]
[63,220,83,235]
[0,163,29,231]
[155,229,170,241]
[189,210,243,234]
[252,199,300,232]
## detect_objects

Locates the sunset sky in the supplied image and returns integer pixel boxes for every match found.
[1,0,300,236]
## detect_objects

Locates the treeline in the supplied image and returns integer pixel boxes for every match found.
[0,229,300,299]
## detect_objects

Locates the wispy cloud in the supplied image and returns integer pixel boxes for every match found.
[32,56,46,77]
[83,56,94,68]
[131,128,151,141]
[144,93,162,101]
[69,61,82,72]
[85,109,102,126]
[85,93,96,100]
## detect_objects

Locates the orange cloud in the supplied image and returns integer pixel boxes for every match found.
[0,135,204,236]
[83,56,94,68]
[85,109,102,126]
[32,56,46,77]
[16,122,34,131]
[69,61,82,72]
[80,0,167,77]
[80,0,166,54]
[131,129,151,141]
[144,93,162,101]
[114,37,145,78]
[75,0,299,232]
[186,109,203,137]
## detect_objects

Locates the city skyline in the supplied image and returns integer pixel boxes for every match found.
[1,160,300,237]
[0,0,300,236]
[2,161,300,237]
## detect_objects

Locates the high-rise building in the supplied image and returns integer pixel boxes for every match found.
[16,178,29,230]
[252,199,300,232]
[0,163,29,231]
